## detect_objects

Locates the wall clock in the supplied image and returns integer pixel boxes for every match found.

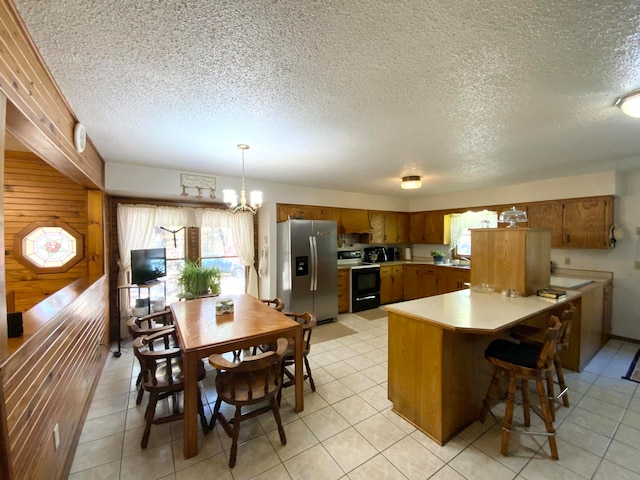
[73,122,86,153]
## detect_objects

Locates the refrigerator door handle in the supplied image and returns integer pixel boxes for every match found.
[310,236,317,291]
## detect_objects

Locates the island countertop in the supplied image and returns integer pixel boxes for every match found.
[384,289,581,334]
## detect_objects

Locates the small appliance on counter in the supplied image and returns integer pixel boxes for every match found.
[364,246,388,263]
[387,247,400,261]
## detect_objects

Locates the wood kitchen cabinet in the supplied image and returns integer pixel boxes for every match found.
[338,269,350,313]
[527,201,564,246]
[404,264,439,300]
[437,267,470,294]
[277,204,339,224]
[409,211,450,244]
[381,265,405,304]
[368,211,409,244]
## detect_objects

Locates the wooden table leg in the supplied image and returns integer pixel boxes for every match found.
[182,351,198,459]
[293,326,304,412]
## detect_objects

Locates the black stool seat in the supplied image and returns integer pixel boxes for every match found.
[485,339,540,369]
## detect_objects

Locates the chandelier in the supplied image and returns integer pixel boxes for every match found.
[223,144,263,214]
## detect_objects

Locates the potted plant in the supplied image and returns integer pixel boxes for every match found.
[431,250,446,265]
[178,259,222,299]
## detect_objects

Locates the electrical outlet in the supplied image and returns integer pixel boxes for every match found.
[635,261,640,270]
[53,423,60,451]
[564,257,571,265]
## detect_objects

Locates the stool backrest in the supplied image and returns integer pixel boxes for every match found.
[536,315,563,370]
[558,303,576,349]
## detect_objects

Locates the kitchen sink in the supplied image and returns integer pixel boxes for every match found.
[442,264,470,269]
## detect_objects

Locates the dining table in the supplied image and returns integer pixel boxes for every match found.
[171,293,304,459]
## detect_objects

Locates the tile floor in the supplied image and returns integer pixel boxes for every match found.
[69,311,640,480]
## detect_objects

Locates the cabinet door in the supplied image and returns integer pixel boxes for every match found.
[391,266,405,302]
[397,213,410,243]
[403,265,422,300]
[420,265,440,297]
[527,201,563,247]
[380,266,393,304]
[369,212,385,243]
[338,269,350,313]
[562,197,612,249]
[409,213,425,243]
[438,267,470,294]
[424,211,447,244]
[384,212,398,243]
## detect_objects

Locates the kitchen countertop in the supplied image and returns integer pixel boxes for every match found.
[385,288,580,334]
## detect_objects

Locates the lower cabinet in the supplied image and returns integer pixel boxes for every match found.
[404,265,439,300]
[438,267,470,294]
[338,269,350,313]
[381,265,405,304]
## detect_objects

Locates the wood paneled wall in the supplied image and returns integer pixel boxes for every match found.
[0,276,108,479]
[4,151,88,312]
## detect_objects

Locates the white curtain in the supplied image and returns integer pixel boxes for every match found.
[116,204,157,337]
[449,210,498,251]
[200,209,258,297]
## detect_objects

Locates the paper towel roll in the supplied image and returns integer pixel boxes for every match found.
[404,247,411,261]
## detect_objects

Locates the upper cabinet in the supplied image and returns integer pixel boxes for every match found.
[340,209,371,234]
[527,196,613,249]
[410,211,450,244]
[367,211,408,244]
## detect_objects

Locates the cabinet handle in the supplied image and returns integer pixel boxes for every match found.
[566,234,570,244]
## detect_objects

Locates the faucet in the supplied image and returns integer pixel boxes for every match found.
[458,257,471,264]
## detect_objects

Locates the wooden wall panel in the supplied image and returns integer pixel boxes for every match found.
[0,277,108,480]
[4,151,88,312]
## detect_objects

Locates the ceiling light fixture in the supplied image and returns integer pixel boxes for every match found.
[401,175,422,190]
[223,144,263,214]
[615,89,640,117]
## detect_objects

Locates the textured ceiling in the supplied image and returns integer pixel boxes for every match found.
[12,0,640,197]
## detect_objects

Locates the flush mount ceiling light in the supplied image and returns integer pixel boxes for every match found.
[223,144,263,214]
[401,175,422,190]
[615,89,640,117]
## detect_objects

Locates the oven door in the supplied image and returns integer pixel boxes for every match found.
[350,266,381,312]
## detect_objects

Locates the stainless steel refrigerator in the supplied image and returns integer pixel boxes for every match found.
[277,219,338,323]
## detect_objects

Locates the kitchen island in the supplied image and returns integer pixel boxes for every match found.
[385,288,580,445]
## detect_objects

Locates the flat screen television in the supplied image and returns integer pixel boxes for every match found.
[130,248,167,285]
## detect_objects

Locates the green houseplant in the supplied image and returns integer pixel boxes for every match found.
[178,260,222,298]
[431,250,446,264]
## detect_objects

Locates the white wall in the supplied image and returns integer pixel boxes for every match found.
[107,163,640,340]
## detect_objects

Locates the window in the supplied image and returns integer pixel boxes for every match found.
[200,226,246,295]
[450,211,498,257]
[15,221,84,273]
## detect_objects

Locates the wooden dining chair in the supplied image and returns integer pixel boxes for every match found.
[510,303,576,420]
[480,315,563,459]
[277,311,317,404]
[209,338,289,468]
[260,297,285,311]
[127,309,176,405]
[133,328,209,448]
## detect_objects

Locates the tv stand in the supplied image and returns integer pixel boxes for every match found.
[115,279,167,357]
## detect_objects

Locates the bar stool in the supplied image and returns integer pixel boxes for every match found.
[480,315,563,459]
[510,303,575,420]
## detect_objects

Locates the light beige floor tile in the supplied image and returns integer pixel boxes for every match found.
[322,428,377,473]
[360,364,387,384]
[593,374,637,396]
[472,425,537,473]
[519,455,588,480]
[122,423,172,456]
[292,390,330,417]
[86,392,130,420]
[79,411,126,444]
[215,416,265,451]
[327,345,360,360]
[543,439,601,478]
[310,366,337,387]
[410,430,469,463]
[284,444,344,480]
[448,445,519,480]
[382,435,444,480]
[583,385,631,410]
[357,385,392,411]
[174,451,232,480]
[346,453,406,480]
[565,406,619,437]
[301,406,350,441]
[333,395,378,425]
[316,379,355,404]
[323,361,358,379]
[380,408,416,434]
[267,418,318,462]
[311,351,342,368]
[338,371,377,393]
[251,463,293,480]
[593,459,640,480]
[225,436,281,480]
[354,413,406,451]
[172,428,224,472]
[343,354,377,371]
[67,459,121,480]
[556,418,611,456]
[69,432,124,474]
[348,341,377,355]
[119,442,175,480]
[605,439,640,473]
[428,465,467,480]
[614,423,640,449]
[622,408,640,430]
